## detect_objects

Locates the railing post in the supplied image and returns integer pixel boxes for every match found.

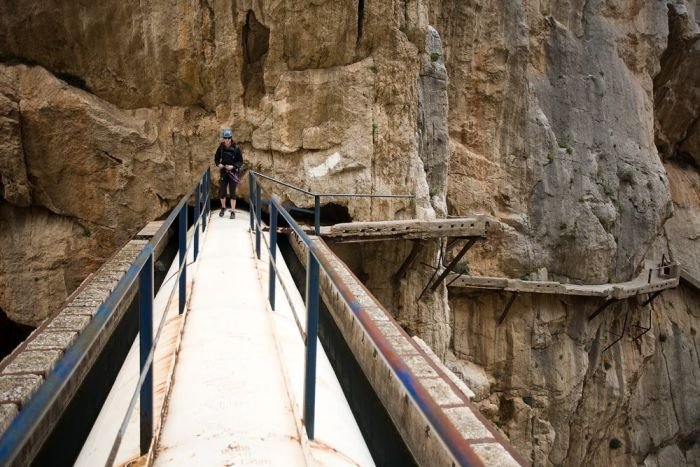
[255,182,262,260]
[202,173,208,233]
[314,195,321,236]
[303,249,320,439]
[206,168,212,220]
[178,204,187,314]
[194,181,200,261]
[269,202,278,310]
[249,172,255,232]
[139,253,154,455]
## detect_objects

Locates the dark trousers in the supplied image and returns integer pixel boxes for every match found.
[219,172,238,199]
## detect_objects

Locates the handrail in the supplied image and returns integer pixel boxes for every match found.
[249,170,415,199]
[248,171,415,240]
[249,171,314,196]
[105,188,208,464]
[0,167,212,467]
[249,173,481,466]
[253,213,307,339]
[0,244,154,466]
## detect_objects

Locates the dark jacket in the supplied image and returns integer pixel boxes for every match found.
[214,144,243,172]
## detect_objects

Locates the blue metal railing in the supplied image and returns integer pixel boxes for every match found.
[248,172,413,439]
[0,168,212,466]
[248,170,415,238]
[105,168,212,463]
[248,172,484,465]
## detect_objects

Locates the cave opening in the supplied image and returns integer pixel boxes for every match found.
[279,202,353,228]
[0,306,34,360]
[242,10,270,108]
[319,202,353,224]
[357,0,365,45]
[670,150,699,170]
[55,72,90,92]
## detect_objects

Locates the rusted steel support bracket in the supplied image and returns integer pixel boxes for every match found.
[394,240,424,283]
[441,238,462,267]
[631,305,652,341]
[498,292,518,325]
[429,238,478,293]
[641,290,663,307]
[602,308,630,353]
[417,243,443,302]
[588,299,614,322]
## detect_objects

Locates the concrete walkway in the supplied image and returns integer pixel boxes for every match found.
[153,210,372,466]
[153,211,307,465]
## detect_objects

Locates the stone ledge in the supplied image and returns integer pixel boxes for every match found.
[1,350,62,377]
[422,378,463,406]
[61,305,99,317]
[46,315,91,332]
[291,234,526,466]
[0,404,19,432]
[444,406,494,440]
[472,442,521,467]
[0,375,43,405]
[136,221,164,239]
[415,337,476,400]
[386,335,421,356]
[26,331,77,351]
[67,298,105,309]
[403,354,441,378]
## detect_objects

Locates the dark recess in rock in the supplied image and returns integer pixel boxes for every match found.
[241,10,269,108]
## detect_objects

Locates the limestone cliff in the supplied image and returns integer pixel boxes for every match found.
[0,1,436,327]
[424,0,700,465]
[0,63,216,325]
[0,0,698,465]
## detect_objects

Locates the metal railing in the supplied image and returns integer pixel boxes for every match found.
[105,167,211,463]
[248,172,413,439]
[0,168,212,466]
[248,173,483,466]
[248,170,415,239]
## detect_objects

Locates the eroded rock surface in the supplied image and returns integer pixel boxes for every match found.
[0,64,216,324]
[427,0,675,283]
[421,0,700,464]
[655,1,700,166]
[0,1,698,465]
[0,2,436,325]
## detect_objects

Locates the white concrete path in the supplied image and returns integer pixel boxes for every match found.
[153,210,372,466]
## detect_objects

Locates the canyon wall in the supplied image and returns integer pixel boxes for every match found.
[421,0,700,465]
[0,0,435,326]
[0,0,698,465]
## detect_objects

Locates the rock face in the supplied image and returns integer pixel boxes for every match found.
[0,0,698,465]
[426,0,676,283]
[418,25,450,217]
[0,2,437,322]
[655,1,700,166]
[419,0,700,465]
[0,64,216,324]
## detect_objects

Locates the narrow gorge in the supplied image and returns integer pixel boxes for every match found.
[0,1,698,465]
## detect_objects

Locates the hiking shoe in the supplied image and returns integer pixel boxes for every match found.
[219,208,225,217]
[230,211,236,219]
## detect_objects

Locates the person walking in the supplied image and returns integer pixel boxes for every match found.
[214,129,243,218]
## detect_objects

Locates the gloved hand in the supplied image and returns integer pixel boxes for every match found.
[217,163,224,169]
[225,165,234,170]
